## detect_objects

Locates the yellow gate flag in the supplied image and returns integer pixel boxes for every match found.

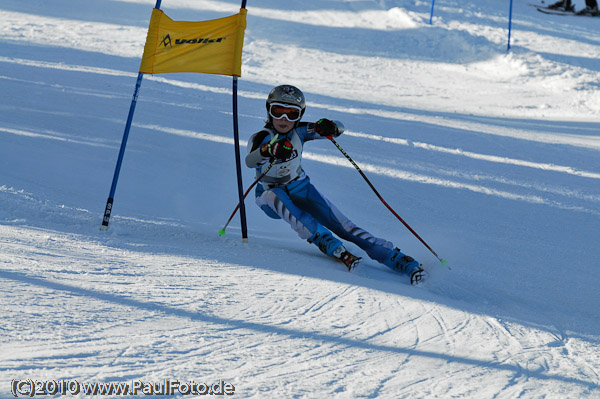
[139,8,247,76]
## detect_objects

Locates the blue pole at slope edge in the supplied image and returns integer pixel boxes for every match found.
[100,0,162,230]
[429,0,436,25]
[232,76,248,241]
[232,0,248,240]
[507,0,514,51]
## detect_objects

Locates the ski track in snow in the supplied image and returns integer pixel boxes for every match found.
[2,115,599,217]
[2,54,599,221]
[1,224,597,397]
[2,7,600,120]
[1,0,600,398]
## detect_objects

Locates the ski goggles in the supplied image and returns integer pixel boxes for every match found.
[268,102,303,122]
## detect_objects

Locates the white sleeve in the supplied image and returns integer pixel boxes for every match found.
[245,132,269,168]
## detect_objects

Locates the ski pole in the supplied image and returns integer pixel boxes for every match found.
[328,136,449,268]
[218,158,277,236]
[219,134,279,236]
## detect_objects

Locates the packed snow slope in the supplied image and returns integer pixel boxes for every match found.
[1,0,599,398]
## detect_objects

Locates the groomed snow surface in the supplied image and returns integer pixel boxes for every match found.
[1,0,599,398]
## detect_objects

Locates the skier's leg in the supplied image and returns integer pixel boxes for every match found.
[291,180,389,259]
[548,0,569,9]
[290,182,421,275]
[256,187,344,257]
[577,1,598,13]
[588,0,599,11]
[566,0,573,10]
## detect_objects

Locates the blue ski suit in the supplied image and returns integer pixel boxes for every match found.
[245,122,419,275]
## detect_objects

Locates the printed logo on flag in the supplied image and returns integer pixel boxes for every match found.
[159,34,172,48]
[159,34,227,48]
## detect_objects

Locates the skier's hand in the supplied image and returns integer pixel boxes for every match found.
[315,119,341,137]
[260,138,294,160]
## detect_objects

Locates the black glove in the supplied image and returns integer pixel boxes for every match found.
[314,119,341,137]
[260,138,294,160]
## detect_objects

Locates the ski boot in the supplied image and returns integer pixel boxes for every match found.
[548,0,574,11]
[308,228,361,270]
[383,247,427,284]
[577,6,599,15]
[410,266,428,285]
[384,248,420,273]
[308,227,342,257]
[334,246,362,271]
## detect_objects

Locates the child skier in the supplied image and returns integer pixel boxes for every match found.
[245,84,426,285]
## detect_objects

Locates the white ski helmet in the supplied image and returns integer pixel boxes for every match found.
[266,84,306,121]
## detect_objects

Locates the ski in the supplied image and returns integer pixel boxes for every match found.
[531,4,599,16]
[529,3,573,12]
[529,3,574,10]
[536,7,574,15]
[537,8,575,15]
[537,7,599,16]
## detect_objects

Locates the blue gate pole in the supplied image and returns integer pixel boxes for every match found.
[507,0,514,51]
[232,75,248,241]
[100,73,143,230]
[100,0,162,230]
[429,0,436,25]
[231,0,249,241]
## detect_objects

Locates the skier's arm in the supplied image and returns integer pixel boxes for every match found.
[301,119,344,142]
[245,131,292,167]
[314,119,343,138]
[245,146,268,168]
[245,131,270,168]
